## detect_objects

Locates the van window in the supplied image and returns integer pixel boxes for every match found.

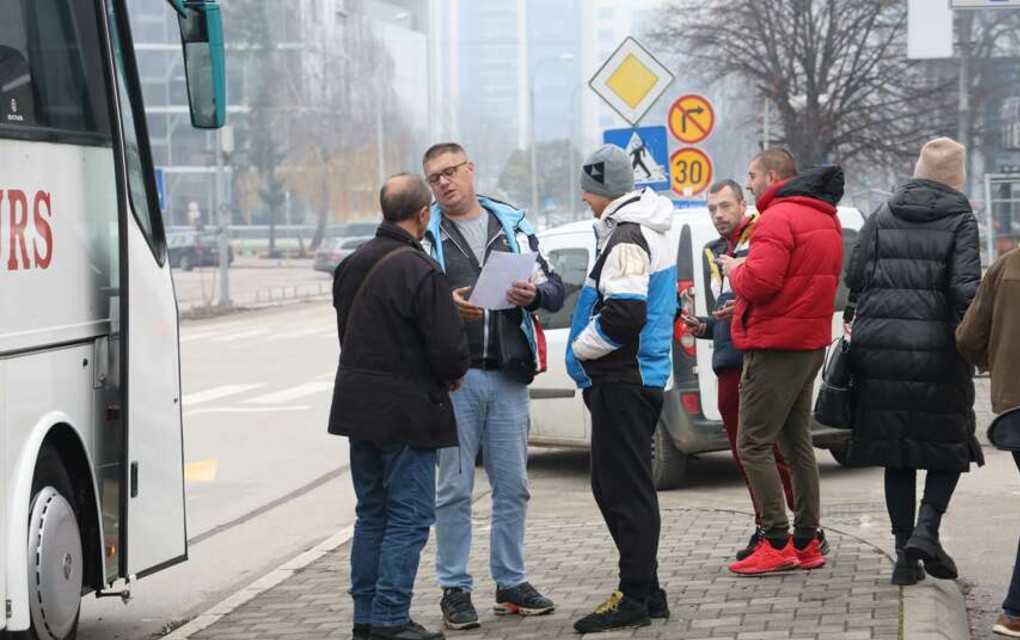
[0,0,110,137]
[834,228,859,312]
[536,248,589,330]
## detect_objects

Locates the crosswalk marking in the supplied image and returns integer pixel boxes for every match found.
[182,383,266,407]
[184,405,312,417]
[266,327,333,341]
[211,329,270,343]
[180,331,229,343]
[242,382,334,405]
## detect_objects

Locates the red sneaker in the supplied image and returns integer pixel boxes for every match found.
[729,539,801,575]
[796,539,826,570]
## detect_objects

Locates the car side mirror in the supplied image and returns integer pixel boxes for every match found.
[177,3,226,129]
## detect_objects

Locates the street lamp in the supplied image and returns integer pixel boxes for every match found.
[529,52,575,225]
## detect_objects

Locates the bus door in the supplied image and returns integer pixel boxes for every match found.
[106,0,186,577]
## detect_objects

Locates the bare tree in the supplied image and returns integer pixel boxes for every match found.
[648,0,955,169]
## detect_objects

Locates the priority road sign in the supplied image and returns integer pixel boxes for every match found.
[668,94,715,144]
[603,126,671,191]
[589,37,674,125]
[670,147,713,198]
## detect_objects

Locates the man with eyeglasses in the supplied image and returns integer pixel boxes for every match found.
[421,142,564,631]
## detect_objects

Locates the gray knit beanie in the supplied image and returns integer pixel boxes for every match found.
[580,144,634,198]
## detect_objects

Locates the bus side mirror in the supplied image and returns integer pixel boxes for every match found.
[177,3,226,129]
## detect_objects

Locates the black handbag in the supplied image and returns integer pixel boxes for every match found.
[987,407,1020,451]
[813,336,854,429]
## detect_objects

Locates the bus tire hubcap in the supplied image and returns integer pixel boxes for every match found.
[27,487,82,640]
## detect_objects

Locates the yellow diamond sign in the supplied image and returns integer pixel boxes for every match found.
[606,55,658,109]
[590,37,674,125]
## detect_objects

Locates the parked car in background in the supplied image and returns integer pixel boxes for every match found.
[167,231,234,271]
[529,205,865,490]
[313,236,372,274]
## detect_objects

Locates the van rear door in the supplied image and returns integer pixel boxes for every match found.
[529,231,591,443]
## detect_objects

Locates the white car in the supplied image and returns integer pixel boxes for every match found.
[528,206,865,489]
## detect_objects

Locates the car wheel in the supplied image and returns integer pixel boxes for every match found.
[651,421,689,490]
[829,443,854,467]
[179,253,193,272]
[22,446,83,640]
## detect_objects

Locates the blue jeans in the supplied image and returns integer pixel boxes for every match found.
[435,368,530,591]
[349,440,437,627]
[1004,452,1020,616]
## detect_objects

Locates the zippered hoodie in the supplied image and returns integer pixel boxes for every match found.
[424,196,563,378]
[567,188,676,388]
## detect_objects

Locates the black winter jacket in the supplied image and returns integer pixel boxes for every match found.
[327,222,470,449]
[845,179,983,472]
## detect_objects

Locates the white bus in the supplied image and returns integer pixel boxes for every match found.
[0,0,225,637]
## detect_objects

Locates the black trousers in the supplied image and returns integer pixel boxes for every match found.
[583,384,664,601]
[884,467,960,544]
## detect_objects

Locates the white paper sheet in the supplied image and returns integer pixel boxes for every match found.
[468,252,538,310]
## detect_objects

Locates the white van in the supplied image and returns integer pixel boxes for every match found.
[529,205,864,489]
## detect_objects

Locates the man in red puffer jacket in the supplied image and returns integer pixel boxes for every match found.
[718,148,844,576]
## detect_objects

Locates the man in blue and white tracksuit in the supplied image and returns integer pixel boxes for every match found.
[568,145,676,634]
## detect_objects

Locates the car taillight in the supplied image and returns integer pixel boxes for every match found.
[681,392,701,415]
[330,253,341,261]
[674,279,697,357]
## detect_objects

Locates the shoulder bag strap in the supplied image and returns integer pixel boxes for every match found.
[341,246,416,346]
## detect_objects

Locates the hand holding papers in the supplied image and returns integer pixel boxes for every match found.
[468,252,538,311]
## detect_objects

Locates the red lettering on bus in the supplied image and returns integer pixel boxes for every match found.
[33,190,53,269]
[7,189,31,271]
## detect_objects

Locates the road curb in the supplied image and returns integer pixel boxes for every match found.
[901,577,970,639]
[163,525,354,640]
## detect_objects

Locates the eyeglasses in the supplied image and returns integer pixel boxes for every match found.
[426,161,469,185]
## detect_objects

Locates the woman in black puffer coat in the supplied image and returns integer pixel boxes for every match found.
[845,138,982,586]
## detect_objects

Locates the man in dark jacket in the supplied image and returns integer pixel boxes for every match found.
[847,137,982,586]
[422,142,564,630]
[684,179,796,561]
[328,173,470,640]
[567,144,675,633]
[720,150,843,575]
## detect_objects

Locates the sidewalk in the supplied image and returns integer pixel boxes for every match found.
[167,507,968,640]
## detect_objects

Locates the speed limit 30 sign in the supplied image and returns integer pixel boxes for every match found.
[670,147,713,197]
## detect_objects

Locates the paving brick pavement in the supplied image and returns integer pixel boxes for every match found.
[188,508,902,640]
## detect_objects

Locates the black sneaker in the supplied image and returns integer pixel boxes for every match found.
[494,581,555,616]
[817,528,831,556]
[369,619,445,640]
[353,623,370,640]
[573,591,651,634]
[647,588,670,619]
[735,526,765,561]
[440,587,480,630]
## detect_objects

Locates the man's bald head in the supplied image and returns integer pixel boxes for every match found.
[380,173,432,224]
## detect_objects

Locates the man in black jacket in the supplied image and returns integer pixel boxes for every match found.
[328,173,471,640]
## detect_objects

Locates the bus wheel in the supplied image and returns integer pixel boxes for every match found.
[652,422,689,490]
[25,447,83,640]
